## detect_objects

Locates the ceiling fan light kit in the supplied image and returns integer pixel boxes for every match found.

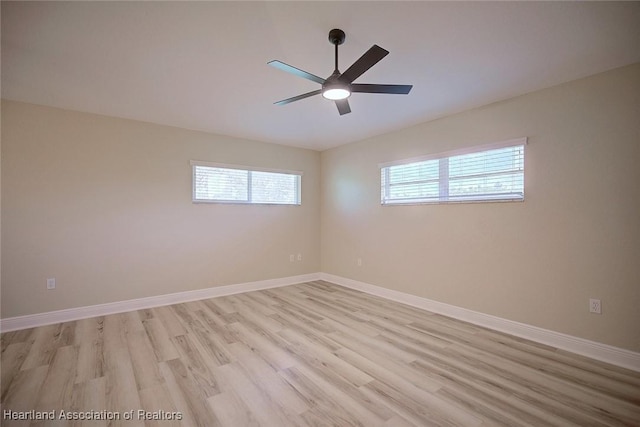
[322,87,350,101]
[321,74,351,100]
[268,28,413,115]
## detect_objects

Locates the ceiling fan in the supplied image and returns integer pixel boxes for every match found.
[268,29,413,116]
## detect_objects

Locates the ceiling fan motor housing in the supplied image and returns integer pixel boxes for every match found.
[324,70,347,87]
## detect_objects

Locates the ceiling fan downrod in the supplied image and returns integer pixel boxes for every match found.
[328,28,345,73]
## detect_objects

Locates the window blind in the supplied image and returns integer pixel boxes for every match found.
[381,138,526,205]
[192,162,301,205]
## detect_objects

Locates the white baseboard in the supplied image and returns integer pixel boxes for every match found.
[2,271,638,372]
[0,273,321,333]
[319,273,640,372]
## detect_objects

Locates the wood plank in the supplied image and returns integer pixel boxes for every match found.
[70,376,107,427]
[228,342,309,414]
[20,323,74,370]
[152,306,187,337]
[278,328,374,387]
[138,384,182,427]
[142,317,180,362]
[360,379,483,427]
[1,328,34,352]
[1,365,49,427]
[170,334,220,397]
[159,358,220,427]
[191,307,238,345]
[102,314,144,427]
[279,366,375,427]
[286,364,393,425]
[333,346,441,394]
[207,391,260,427]
[1,341,32,399]
[181,317,233,367]
[74,317,105,385]
[32,345,78,420]
[215,362,304,427]
[226,321,296,371]
[126,330,165,390]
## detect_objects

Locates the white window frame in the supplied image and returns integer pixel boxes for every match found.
[190,160,302,205]
[379,137,527,205]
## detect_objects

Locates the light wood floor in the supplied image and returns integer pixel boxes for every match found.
[2,281,640,426]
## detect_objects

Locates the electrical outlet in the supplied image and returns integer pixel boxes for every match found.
[289,254,295,262]
[297,253,302,261]
[46,278,56,290]
[357,258,362,267]
[589,298,601,314]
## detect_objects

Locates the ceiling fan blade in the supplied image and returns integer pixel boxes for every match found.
[335,99,351,115]
[352,84,413,94]
[339,45,389,84]
[274,90,322,105]
[268,60,325,85]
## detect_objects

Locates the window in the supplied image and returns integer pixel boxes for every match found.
[191,161,302,205]
[380,138,526,205]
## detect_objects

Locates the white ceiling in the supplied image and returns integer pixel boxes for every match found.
[2,2,639,151]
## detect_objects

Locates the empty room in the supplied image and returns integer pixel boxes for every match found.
[1,1,639,426]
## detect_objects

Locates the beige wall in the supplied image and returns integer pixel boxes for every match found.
[321,64,640,352]
[2,65,639,353]
[1,101,320,317]
[0,101,3,320]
